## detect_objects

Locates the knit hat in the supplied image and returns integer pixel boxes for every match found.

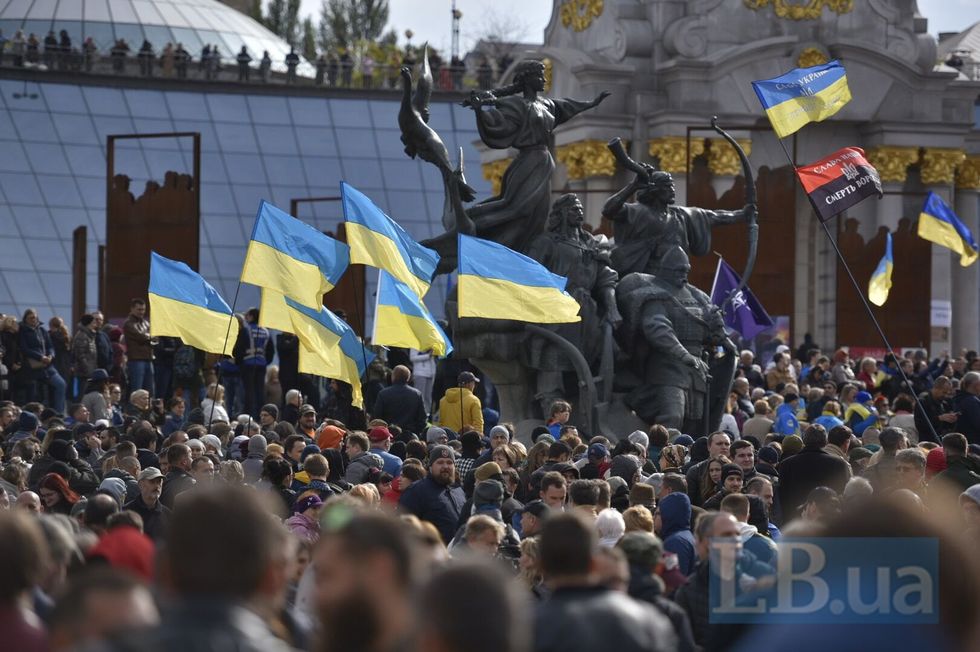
[89,369,109,382]
[474,462,502,483]
[48,461,71,480]
[757,446,779,465]
[628,430,650,450]
[855,391,873,404]
[426,426,448,444]
[316,425,346,450]
[720,463,743,484]
[781,435,804,457]
[294,493,323,514]
[848,447,873,464]
[98,477,127,505]
[18,411,38,431]
[609,454,641,484]
[674,434,695,447]
[926,448,948,478]
[48,439,74,462]
[428,444,454,465]
[489,425,510,440]
[247,434,267,455]
[301,443,321,461]
[261,403,279,419]
[473,479,504,506]
[200,434,223,457]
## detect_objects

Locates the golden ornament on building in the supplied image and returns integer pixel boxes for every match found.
[481,158,511,196]
[744,0,853,20]
[797,47,829,68]
[648,137,705,174]
[921,148,966,186]
[559,0,604,32]
[956,156,980,190]
[542,58,553,93]
[865,146,919,183]
[556,140,619,180]
[707,138,753,176]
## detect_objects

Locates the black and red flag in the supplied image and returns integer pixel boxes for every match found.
[796,147,882,222]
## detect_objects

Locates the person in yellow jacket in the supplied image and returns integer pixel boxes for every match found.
[437,371,484,434]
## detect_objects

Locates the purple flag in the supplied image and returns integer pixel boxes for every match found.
[710,258,774,340]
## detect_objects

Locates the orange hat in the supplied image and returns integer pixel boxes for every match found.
[316,424,346,450]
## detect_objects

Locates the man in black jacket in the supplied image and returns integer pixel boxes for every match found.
[159,443,195,509]
[776,424,851,522]
[953,372,980,445]
[123,467,170,542]
[534,512,676,652]
[371,365,427,436]
[915,375,957,444]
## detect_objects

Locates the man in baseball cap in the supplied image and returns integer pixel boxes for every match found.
[368,426,402,477]
[124,467,168,542]
[298,404,317,438]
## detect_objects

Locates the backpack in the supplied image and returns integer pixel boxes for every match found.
[173,345,199,380]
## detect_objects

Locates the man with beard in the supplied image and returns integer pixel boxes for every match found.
[314,511,417,652]
[398,445,465,543]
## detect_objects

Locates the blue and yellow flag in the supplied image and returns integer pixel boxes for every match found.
[752,60,851,138]
[457,234,581,323]
[868,232,894,306]
[148,252,238,355]
[241,201,350,310]
[918,192,978,267]
[284,297,375,408]
[374,270,452,358]
[341,182,439,298]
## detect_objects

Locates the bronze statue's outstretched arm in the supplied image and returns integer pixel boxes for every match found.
[602,175,644,221]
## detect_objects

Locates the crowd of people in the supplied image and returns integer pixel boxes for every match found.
[3,306,980,652]
[0,28,502,90]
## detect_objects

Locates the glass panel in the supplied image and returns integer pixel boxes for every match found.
[152,1,190,28]
[0,140,33,172]
[112,147,150,179]
[368,98,400,127]
[194,29,222,57]
[91,115,137,145]
[222,153,264,183]
[288,96,330,127]
[2,0,30,19]
[49,207,92,239]
[294,126,336,156]
[37,174,83,206]
[200,182,235,214]
[301,157,343,187]
[51,20,82,47]
[340,159,383,190]
[374,128,407,159]
[381,160,423,191]
[254,125,296,156]
[213,122,256,153]
[9,109,59,143]
[5,271,48,306]
[333,127,375,155]
[217,31,244,61]
[230,182,269,214]
[173,3,206,29]
[177,120,219,152]
[22,20,53,40]
[132,117,176,135]
[383,189,429,223]
[142,148,190,176]
[200,152,227,182]
[108,0,139,24]
[206,93,249,123]
[169,27,201,54]
[83,20,115,51]
[0,172,43,204]
[123,89,170,119]
[271,185,307,209]
[263,155,304,186]
[27,240,69,271]
[202,215,246,248]
[12,205,56,238]
[141,24,173,49]
[0,234,36,268]
[330,99,374,128]
[111,23,144,50]
[194,5,226,31]
[55,0,82,20]
[77,177,105,209]
[63,145,106,176]
[26,0,56,20]
[0,20,24,38]
[39,272,72,306]
[53,114,100,146]
[42,83,86,114]
[84,0,111,22]
[131,0,164,25]
[246,95,289,125]
[25,143,70,175]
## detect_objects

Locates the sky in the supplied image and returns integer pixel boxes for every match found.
[297,0,980,53]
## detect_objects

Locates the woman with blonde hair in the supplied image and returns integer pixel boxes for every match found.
[200,382,229,426]
[518,537,546,599]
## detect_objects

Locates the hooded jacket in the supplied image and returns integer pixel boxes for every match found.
[285,512,320,543]
[242,435,267,484]
[437,387,483,434]
[659,492,696,576]
[737,521,777,567]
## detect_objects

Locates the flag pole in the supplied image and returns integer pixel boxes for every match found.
[209,279,242,430]
[771,137,941,443]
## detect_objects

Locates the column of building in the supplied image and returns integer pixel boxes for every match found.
[954,156,980,352]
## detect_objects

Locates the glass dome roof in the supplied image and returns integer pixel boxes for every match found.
[0,0,308,72]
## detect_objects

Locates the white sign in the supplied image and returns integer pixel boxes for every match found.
[930,300,952,327]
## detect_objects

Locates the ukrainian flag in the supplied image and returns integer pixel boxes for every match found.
[284,297,375,408]
[341,182,439,298]
[868,232,894,307]
[458,234,581,323]
[752,60,851,139]
[918,191,979,267]
[374,270,452,357]
[148,252,238,355]
[241,201,350,310]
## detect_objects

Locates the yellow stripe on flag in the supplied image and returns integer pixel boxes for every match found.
[346,222,431,298]
[149,293,238,355]
[919,212,979,267]
[764,74,852,139]
[458,274,581,323]
[241,240,333,309]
